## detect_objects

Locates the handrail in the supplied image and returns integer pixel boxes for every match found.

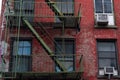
[23,18,67,72]
[5,1,81,18]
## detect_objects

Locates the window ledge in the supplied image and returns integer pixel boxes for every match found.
[95,25,117,29]
[98,75,120,79]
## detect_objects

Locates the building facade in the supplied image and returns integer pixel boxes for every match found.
[0,0,120,80]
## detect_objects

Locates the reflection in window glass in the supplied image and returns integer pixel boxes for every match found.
[13,41,31,55]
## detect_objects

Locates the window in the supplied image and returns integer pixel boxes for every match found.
[14,0,34,13]
[97,40,117,69]
[55,39,75,72]
[10,39,32,72]
[56,0,74,14]
[55,0,74,22]
[95,0,113,13]
[14,0,34,21]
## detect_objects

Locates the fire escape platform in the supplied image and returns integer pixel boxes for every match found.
[5,1,81,28]
[2,71,83,80]
[6,16,80,28]
[2,1,83,79]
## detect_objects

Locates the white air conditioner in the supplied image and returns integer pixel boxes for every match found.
[96,14,108,26]
[104,67,114,75]
[99,69,105,76]
[99,67,118,76]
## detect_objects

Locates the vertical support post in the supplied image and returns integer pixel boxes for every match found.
[62,22,65,35]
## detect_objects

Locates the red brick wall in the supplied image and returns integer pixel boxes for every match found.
[1,0,120,80]
[77,0,120,80]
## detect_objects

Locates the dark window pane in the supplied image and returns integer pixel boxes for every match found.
[55,41,63,54]
[14,0,34,21]
[95,0,112,13]
[56,59,73,72]
[95,0,103,13]
[56,0,74,14]
[98,42,115,51]
[55,39,74,71]
[65,40,74,54]
[98,51,116,58]
[23,0,34,10]
[11,40,31,72]
[104,0,112,13]
[97,41,117,69]
[12,57,31,72]
[99,59,117,68]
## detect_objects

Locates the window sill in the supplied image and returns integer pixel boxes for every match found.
[97,75,120,79]
[95,25,117,29]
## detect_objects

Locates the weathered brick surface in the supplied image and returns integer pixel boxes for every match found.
[1,0,120,80]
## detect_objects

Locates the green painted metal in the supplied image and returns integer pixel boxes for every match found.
[75,55,84,80]
[23,19,67,72]
[79,55,84,72]
[2,71,83,79]
[77,4,81,25]
[45,0,64,20]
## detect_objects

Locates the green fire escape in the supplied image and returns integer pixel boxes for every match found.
[1,0,83,80]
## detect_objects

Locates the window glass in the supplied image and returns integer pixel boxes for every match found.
[98,42,115,51]
[65,40,74,54]
[56,0,74,14]
[55,0,74,22]
[14,0,34,10]
[12,57,31,72]
[98,52,116,58]
[97,41,117,69]
[24,41,31,47]
[104,0,112,13]
[95,0,103,13]
[22,0,34,10]
[99,59,117,68]
[14,0,34,21]
[13,41,31,55]
[95,0,112,13]
[11,40,31,72]
[55,39,74,72]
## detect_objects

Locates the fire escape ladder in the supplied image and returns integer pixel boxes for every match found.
[23,18,67,72]
[45,0,64,21]
[36,22,53,41]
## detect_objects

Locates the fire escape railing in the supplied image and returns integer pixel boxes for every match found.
[1,0,83,79]
[23,19,67,72]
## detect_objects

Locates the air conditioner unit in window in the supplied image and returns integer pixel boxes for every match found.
[96,14,108,26]
[104,67,115,75]
[99,69,105,76]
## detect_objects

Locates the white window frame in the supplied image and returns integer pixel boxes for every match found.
[94,0,115,26]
